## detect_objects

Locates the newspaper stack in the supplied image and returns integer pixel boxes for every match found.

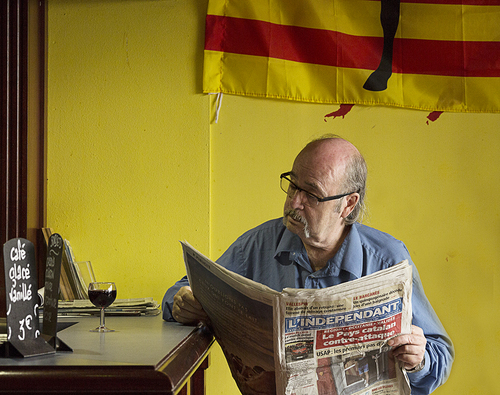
[42,298,161,317]
[182,241,412,395]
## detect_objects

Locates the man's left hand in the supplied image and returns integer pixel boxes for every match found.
[388,325,427,370]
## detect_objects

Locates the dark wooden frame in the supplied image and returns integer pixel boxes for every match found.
[0,0,46,316]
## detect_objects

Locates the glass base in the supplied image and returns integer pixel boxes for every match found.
[90,326,115,333]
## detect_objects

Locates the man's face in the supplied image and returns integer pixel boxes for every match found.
[282,152,346,249]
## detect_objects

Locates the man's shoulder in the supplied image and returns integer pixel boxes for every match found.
[220,218,287,264]
[353,223,410,259]
[237,218,285,241]
[355,222,401,242]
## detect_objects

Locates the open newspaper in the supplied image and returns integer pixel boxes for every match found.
[182,241,412,395]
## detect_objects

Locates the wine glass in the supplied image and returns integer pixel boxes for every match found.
[88,282,117,332]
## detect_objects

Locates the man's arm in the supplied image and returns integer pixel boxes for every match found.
[162,275,189,321]
[404,264,455,395]
[172,286,208,324]
[162,276,208,324]
[389,324,427,370]
[162,229,251,322]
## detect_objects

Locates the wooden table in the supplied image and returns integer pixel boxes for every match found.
[0,315,214,394]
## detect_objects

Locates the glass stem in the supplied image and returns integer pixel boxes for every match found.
[100,307,105,328]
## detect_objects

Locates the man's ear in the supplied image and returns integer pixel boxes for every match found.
[341,193,360,219]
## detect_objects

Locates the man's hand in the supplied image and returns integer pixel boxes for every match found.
[388,325,427,370]
[172,286,208,325]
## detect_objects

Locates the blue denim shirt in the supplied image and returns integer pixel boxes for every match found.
[162,218,454,394]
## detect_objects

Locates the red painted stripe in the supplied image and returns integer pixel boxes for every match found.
[205,15,500,77]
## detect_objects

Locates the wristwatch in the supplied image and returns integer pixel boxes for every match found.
[406,356,425,373]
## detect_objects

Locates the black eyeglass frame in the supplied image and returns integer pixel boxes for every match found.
[280,172,358,204]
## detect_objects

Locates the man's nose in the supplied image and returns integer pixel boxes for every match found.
[288,189,306,209]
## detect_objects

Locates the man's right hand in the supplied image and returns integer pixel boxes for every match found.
[172,286,208,325]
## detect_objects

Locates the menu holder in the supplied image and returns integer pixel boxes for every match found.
[2,238,54,357]
[40,234,72,352]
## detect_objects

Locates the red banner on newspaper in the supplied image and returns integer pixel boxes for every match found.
[316,314,402,349]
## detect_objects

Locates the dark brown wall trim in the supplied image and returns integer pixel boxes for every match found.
[0,0,46,316]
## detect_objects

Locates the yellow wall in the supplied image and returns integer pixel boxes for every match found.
[47,0,211,299]
[47,1,499,394]
[211,98,500,394]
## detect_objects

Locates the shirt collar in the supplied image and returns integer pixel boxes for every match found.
[274,227,305,262]
[329,223,363,279]
[274,221,364,279]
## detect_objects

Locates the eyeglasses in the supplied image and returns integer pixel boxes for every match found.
[280,172,357,206]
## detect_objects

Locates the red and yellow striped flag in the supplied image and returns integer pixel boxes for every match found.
[203,0,500,113]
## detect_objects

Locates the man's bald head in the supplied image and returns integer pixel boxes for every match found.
[297,135,367,224]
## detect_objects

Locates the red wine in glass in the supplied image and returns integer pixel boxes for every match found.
[89,289,117,308]
[88,282,117,332]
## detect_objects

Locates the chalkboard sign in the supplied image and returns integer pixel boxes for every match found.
[2,238,54,357]
[41,234,72,352]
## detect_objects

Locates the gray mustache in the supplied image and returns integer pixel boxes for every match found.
[285,209,305,224]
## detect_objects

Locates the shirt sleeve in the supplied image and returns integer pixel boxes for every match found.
[407,262,455,394]
[161,275,190,321]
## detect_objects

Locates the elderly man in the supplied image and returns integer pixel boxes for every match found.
[162,135,454,394]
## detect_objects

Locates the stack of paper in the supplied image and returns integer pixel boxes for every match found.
[45,298,161,317]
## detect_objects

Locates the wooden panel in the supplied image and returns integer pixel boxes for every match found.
[27,0,47,289]
[0,0,46,316]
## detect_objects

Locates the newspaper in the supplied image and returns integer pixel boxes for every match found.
[41,298,161,317]
[182,241,412,395]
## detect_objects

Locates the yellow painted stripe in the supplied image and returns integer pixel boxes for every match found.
[208,0,500,41]
[402,4,500,41]
[203,51,500,112]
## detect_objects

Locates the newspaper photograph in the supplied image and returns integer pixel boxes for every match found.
[181,241,413,395]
